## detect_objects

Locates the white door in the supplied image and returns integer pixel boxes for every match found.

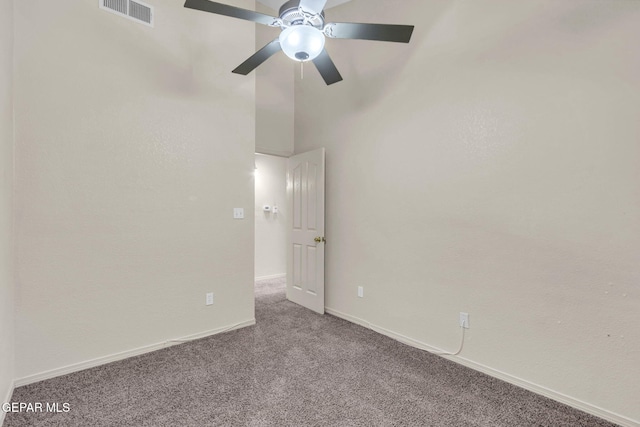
[287,148,325,314]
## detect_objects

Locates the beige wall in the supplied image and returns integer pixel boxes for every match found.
[254,154,287,279]
[0,0,15,411]
[255,2,294,157]
[14,0,256,380]
[295,0,640,424]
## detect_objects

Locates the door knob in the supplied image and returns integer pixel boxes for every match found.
[314,236,326,244]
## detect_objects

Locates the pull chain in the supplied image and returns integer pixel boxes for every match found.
[301,61,304,80]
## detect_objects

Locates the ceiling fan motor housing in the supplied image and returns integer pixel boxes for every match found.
[278,0,325,28]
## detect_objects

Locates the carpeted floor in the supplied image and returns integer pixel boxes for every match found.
[4,278,617,426]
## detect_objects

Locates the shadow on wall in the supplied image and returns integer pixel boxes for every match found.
[86,0,254,97]
[316,1,451,109]
[478,1,639,62]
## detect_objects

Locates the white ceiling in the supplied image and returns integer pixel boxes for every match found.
[256,0,352,13]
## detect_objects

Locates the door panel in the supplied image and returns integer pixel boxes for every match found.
[287,148,325,314]
[293,164,302,229]
[307,245,317,294]
[307,163,317,230]
[293,244,302,290]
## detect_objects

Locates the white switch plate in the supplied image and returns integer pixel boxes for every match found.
[459,312,469,328]
[206,293,214,306]
[357,286,364,298]
[233,208,244,219]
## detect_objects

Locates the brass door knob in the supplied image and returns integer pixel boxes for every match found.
[314,236,326,243]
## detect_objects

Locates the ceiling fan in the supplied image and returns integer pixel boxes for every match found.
[184,0,415,85]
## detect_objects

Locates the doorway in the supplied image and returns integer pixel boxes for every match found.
[254,153,288,283]
[254,149,326,314]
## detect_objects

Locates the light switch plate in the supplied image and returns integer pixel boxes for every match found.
[233,208,244,219]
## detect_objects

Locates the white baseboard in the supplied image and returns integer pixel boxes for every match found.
[1,379,15,425]
[255,273,286,281]
[325,307,638,427]
[14,319,255,388]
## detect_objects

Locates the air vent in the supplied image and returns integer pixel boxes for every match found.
[100,0,154,27]
[129,1,152,24]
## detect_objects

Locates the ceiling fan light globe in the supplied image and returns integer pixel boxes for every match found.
[279,25,325,62]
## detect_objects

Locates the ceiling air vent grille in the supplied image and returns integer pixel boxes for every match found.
[104,0,127,14]
[100,0,154,27]
[129,1,152,24]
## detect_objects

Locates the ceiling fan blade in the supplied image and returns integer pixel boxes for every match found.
[184,0,277,26]
[232,39,282,75]
[299,0,328,15]
[312,49,343,85]
[326,22,414,43]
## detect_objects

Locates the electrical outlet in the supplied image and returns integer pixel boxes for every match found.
[357,286,364,298]
[459,312,470,329]
[206,293,214,306]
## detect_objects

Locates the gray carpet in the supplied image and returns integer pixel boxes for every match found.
[4,278,617,426]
